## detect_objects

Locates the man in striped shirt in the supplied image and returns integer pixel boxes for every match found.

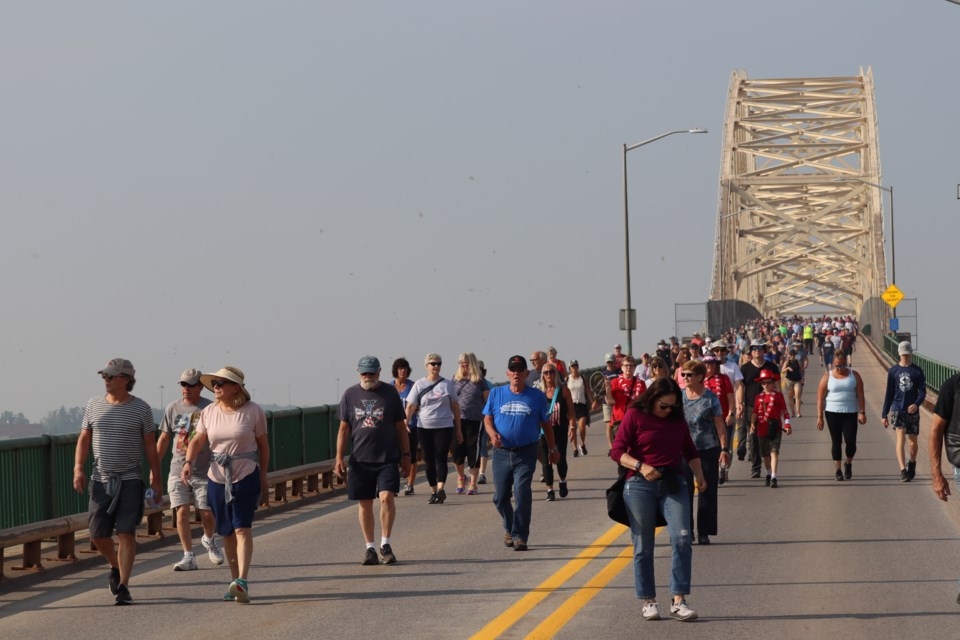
[73,358,162,605]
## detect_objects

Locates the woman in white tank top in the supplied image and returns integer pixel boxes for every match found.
[816,351,866,481]
[566,361,596,456]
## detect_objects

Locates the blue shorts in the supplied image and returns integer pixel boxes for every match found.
[348,461,400,500]
[208,470,261,536]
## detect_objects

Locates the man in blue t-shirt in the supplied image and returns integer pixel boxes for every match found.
[881,341,926,482]
[483,355,556,551]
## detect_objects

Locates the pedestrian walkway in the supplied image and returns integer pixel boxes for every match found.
[2,344,959,639]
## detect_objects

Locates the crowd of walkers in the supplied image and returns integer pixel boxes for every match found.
[72,317,951,617]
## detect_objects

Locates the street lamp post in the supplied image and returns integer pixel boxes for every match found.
[834,177,896,317]
[622,128,707,355]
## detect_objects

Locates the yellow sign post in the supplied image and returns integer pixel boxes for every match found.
[882,284,904,309]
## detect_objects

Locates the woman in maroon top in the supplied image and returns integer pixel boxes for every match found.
[610,378,706,622]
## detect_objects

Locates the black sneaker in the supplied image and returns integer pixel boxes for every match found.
[427,492,438,504]
[114,584,132,606]
[572,448,579,458]
[559,481,568,498]
[697,534,710,545]
[844,462,852,480]
[907,460,917,480]
[109,567,121,595]
[362,547,379,566]
[436,488,446,504]
[836,469,844,481]
[770,478,778,488]
[750,470,761,479]
[380,544,397,565]
[900,469,909,482]
[403,484,415,496]
[545,490,556,501]
[477,474,487,485]
[581,445,587,455]
[765,475,772,486]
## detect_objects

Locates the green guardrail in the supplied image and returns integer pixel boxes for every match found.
[0,404,341,531]
[882,334,960,394]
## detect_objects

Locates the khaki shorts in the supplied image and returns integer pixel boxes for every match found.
[168,473,211,510]
[758,431,783,457]
[783,379,800,398]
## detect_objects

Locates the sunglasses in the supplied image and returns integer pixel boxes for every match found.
[428,362,442,367]
[761,379,776,384]
[179,381,199,388]
[651,364,663,369]
[101,374,116,381]
[658,401,681,410]
[210,379,232,388]
[680,372,695,378]
[542,370,556,375]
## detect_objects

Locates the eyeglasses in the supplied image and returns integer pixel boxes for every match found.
[657,401,681,410]
[458,361,468,365]
[428,362,442,367]
[622,363,635,368]
[179,382,199,388]
[680,372,695,378]
[210,379,232,388]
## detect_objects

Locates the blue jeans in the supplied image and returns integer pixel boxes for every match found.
[491,443,538,542]
[622,474,692,599]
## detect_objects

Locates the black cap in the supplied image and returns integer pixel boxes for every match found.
[507,355,527,372]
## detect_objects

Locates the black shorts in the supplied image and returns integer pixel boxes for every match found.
[88,479,145,538]
[573,403,591,425]
[889,411,921,435]
[348,461,401,500]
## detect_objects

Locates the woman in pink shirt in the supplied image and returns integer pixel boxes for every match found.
[182,366,269,604]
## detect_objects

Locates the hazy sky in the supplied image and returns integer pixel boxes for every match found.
[3,1,959,422]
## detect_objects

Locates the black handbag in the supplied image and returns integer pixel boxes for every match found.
[606,466,667,527]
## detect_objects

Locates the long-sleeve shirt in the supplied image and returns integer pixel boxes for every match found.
[881,364,927,417]
[609,408,700,480]
[752,391,790,438]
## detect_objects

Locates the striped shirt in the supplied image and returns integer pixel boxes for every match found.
[81,395,156,483]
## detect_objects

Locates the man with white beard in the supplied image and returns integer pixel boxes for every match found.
[335,356,411,566]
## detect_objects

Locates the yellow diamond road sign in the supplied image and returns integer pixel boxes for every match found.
[882,284,904,309]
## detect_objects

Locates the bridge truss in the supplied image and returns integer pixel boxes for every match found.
[711,69,889,321]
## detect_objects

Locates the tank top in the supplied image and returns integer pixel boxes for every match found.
[825,371,859,413]
[567,375,587,404]
[544,386,569,427]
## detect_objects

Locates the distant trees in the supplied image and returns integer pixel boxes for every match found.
[0,411,30,425]
[41,406,85,434]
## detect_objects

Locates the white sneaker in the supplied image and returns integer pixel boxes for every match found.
[202,535,225,565]
[670,599,697,621]
[642,601,661,621]
[173,553,197,571]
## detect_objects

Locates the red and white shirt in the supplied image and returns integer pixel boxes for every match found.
[610,375,646,424]
[752,391,790,438]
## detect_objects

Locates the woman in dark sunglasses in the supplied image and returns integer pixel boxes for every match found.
[610,378,706,622]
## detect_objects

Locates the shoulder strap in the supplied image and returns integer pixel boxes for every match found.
[416,379,443,406]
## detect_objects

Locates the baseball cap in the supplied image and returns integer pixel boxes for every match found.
[898,341,913,355]
[180,368,202,385]
[569,359,579,367]
[604,353,615,363]
[357,356,381,374]
[99,358,135,377]
[507,355,527,372]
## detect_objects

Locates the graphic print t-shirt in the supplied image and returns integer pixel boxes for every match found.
[160,397,213,478]
[338,383,405,463]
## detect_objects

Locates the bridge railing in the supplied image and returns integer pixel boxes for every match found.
[882,334,959,395]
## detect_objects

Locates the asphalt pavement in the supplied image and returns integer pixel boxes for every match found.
[2,344,959,639]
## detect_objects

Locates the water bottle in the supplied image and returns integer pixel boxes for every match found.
[144,488,162,509]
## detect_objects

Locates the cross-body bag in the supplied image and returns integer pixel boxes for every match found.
[416,379,444,406]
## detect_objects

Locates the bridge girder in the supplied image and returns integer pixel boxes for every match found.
[710,69,889,322]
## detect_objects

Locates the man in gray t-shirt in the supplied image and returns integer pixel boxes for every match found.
[156,368,223,571]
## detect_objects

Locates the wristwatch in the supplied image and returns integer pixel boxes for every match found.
[721,448,731,454]
[549,447,559,454]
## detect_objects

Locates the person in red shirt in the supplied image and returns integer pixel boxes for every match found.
[703,355,735,485]
[605,355,647,452]
[750,369,792,488]
[612,344,626,370]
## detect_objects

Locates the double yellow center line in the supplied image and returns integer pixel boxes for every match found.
[469,523,643,639]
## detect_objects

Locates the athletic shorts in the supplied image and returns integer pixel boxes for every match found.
[88,479,145,538]
[758,431,783,457]
[168,473,211,510]
[889,410,920,435]
[207,470,262,536]
[348,461,401,500]
[602,404,612,424]
[573,402,591,425]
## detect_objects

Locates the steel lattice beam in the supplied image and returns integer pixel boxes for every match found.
[710,69,889,319]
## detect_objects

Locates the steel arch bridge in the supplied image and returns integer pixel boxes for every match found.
[710,68,891,331]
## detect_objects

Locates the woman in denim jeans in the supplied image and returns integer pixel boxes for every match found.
[610,378,707,622]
